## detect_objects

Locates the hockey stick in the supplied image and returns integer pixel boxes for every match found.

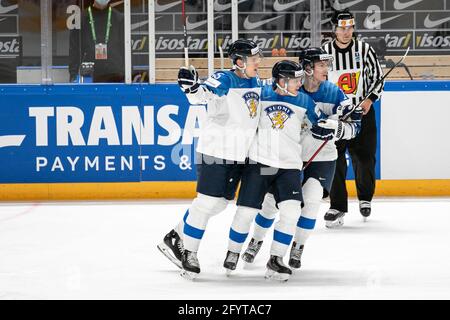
[303,47,410,170]
[218,46,225,70]
[182,0,189,67]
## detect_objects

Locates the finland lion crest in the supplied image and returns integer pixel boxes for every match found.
[265,105,294,130]
[242,92,260,118]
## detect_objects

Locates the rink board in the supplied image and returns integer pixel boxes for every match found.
[0,81,449,199]
[1,180,450,200]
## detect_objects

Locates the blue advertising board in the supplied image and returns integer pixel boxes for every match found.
[3,81,445,184]
[0,84,201,183]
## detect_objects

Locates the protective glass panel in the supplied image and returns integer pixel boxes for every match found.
[0,0,40,84]
[130,0,149,83]
[237,1,311,79]
[153,0,208,82]
[54,0,78,83]
[65,0,125,83]
[214,0,233,72]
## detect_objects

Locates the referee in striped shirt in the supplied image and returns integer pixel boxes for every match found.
[322,9,384,227]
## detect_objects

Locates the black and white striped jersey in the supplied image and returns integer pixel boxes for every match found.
[322,39,384,106]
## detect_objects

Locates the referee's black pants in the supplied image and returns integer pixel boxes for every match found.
[329,106,377,213]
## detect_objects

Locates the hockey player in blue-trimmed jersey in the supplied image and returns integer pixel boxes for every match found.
[156,39,264,280]
[222,60,322,281]
[241,48,363,270]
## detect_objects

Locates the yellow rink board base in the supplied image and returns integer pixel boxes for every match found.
[1,180,450,201]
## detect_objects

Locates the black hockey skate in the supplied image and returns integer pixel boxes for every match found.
[265,255,292,282]
[288,242,304,269]
[324,209,345,228]
[223,251,240,275]
[157,229,184,269]
[242,238,263,264]
[359,201,371,221]
[180,250,200,280]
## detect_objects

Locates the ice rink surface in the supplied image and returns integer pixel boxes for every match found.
[1,197,450,300]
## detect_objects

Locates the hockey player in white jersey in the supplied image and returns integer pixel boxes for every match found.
[241,48,363,269]
[156,39,263,280]
[222,60,321,281]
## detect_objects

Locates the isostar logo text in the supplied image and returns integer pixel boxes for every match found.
[156,36,208,51]
[416,33,450,49]
[357,33,412,49]
[217,34,294,52]
[131,36,147,51]
[0,38,20,54]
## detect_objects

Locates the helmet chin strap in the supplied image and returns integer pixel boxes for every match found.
[235,61,251,79]
[276,82,296,97]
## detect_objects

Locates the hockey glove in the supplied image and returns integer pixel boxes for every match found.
[178,65,200,94]
[311,119,344,141]
[337,103,363,122]
[348,106,363,122]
